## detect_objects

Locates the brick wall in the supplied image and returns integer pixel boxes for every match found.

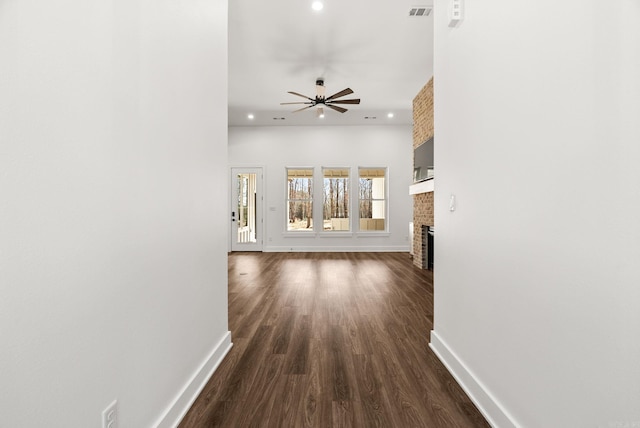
[412,78,434,268]
[413,79,434,150]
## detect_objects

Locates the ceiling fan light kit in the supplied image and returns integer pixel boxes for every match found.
[280,78,361,116]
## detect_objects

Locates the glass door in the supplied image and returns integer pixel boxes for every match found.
[231,168,263,251]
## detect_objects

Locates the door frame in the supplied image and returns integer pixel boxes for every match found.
[230,167,264,252]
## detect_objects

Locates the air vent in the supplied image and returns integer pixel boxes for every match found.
[409,6,432,17]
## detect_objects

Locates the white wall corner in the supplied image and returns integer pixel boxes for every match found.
[429,330,517,428]
[154,331,233,428]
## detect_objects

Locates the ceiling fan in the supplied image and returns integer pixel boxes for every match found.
[280,78,360,117]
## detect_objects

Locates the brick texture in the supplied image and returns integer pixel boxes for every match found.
[412,78,434,268]
[413,79,434,150]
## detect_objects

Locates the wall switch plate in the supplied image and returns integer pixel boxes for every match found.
[448,0,464,27]
[102,400,118,428]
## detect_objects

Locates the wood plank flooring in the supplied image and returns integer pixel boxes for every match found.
[179,252,489,428]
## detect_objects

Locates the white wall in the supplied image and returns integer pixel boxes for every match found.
[229,126,413,252]
[0,1,230,427]
[431,1,640,427]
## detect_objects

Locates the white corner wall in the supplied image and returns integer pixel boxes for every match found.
[228,125,413,252]
[431,1,640,427]
[0,1,230,427]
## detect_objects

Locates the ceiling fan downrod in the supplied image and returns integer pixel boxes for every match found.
[315,78,326,101]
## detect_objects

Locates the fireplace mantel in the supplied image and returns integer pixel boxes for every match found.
[409,179,434,195]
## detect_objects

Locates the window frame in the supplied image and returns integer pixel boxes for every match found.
[321,167,352,233]
[285,167,315,233]
[357,167,389,234]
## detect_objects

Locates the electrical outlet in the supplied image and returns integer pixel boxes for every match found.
[102,400,118,428]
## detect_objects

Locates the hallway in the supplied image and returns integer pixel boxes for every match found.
[179,252,488,427]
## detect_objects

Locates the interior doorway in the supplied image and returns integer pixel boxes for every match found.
[230,167,263,251]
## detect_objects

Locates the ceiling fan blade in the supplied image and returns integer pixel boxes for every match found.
[280,102,313,105]
[326,88,354,101]
[326,104,348,113]
[327,98,360,105]
[288,91,314,101]
[292,105,315,113]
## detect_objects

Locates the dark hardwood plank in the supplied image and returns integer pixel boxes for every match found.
[329,325,352,402]
[234,354,284,427]
[284,315,311,375]
[353,354,391,428]
[331,400,365,428]
[271,307,295,355]
[302,338,332,427]
[179,252,490,428]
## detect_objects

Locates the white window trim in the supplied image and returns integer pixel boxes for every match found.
[320,166,352,233]
[355,232,390,238]
[285,166,315,233]
[357,166,389,233]
[318,231,354,238]
[282,231,317,238]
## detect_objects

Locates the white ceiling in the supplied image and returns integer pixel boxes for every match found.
[228,0,434,127]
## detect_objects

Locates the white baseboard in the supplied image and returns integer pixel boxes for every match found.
[155,331,233,428]
[429,330,518,428]
[264,245,410,252]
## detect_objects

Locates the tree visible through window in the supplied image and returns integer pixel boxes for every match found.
[359,168,386,231]
[287,168,313,231]
[237,174,249,228]
[323,168,350,231]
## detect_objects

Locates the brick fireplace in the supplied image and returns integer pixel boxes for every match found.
[412,78,434,269]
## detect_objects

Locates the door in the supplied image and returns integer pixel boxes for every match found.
[231,167,263,251]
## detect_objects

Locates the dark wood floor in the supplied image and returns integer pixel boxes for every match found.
[179,252,489,428]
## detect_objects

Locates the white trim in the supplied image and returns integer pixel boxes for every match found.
[285,166,315,235]
[320,166,352,233]
[264,245,409,253]
[429,330,518,428]
[318,232,354,238]
[358,166,389,234]
[155,331,233,428]
[355,232,391,238]
[409,178,434,195]
[282,231,317,238]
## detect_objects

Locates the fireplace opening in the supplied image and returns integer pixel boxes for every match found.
[421,225,434,270]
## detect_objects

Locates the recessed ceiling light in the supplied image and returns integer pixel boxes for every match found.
[312,1,323,11]
[387,113,394,118]
[247,114,254,120]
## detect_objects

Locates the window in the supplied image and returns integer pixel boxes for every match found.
[287,168,313,231]
[359,168,386,231]
[322,168,350,231]
[236,173,257,243]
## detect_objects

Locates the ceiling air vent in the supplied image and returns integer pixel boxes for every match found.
[409,6,432,17]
